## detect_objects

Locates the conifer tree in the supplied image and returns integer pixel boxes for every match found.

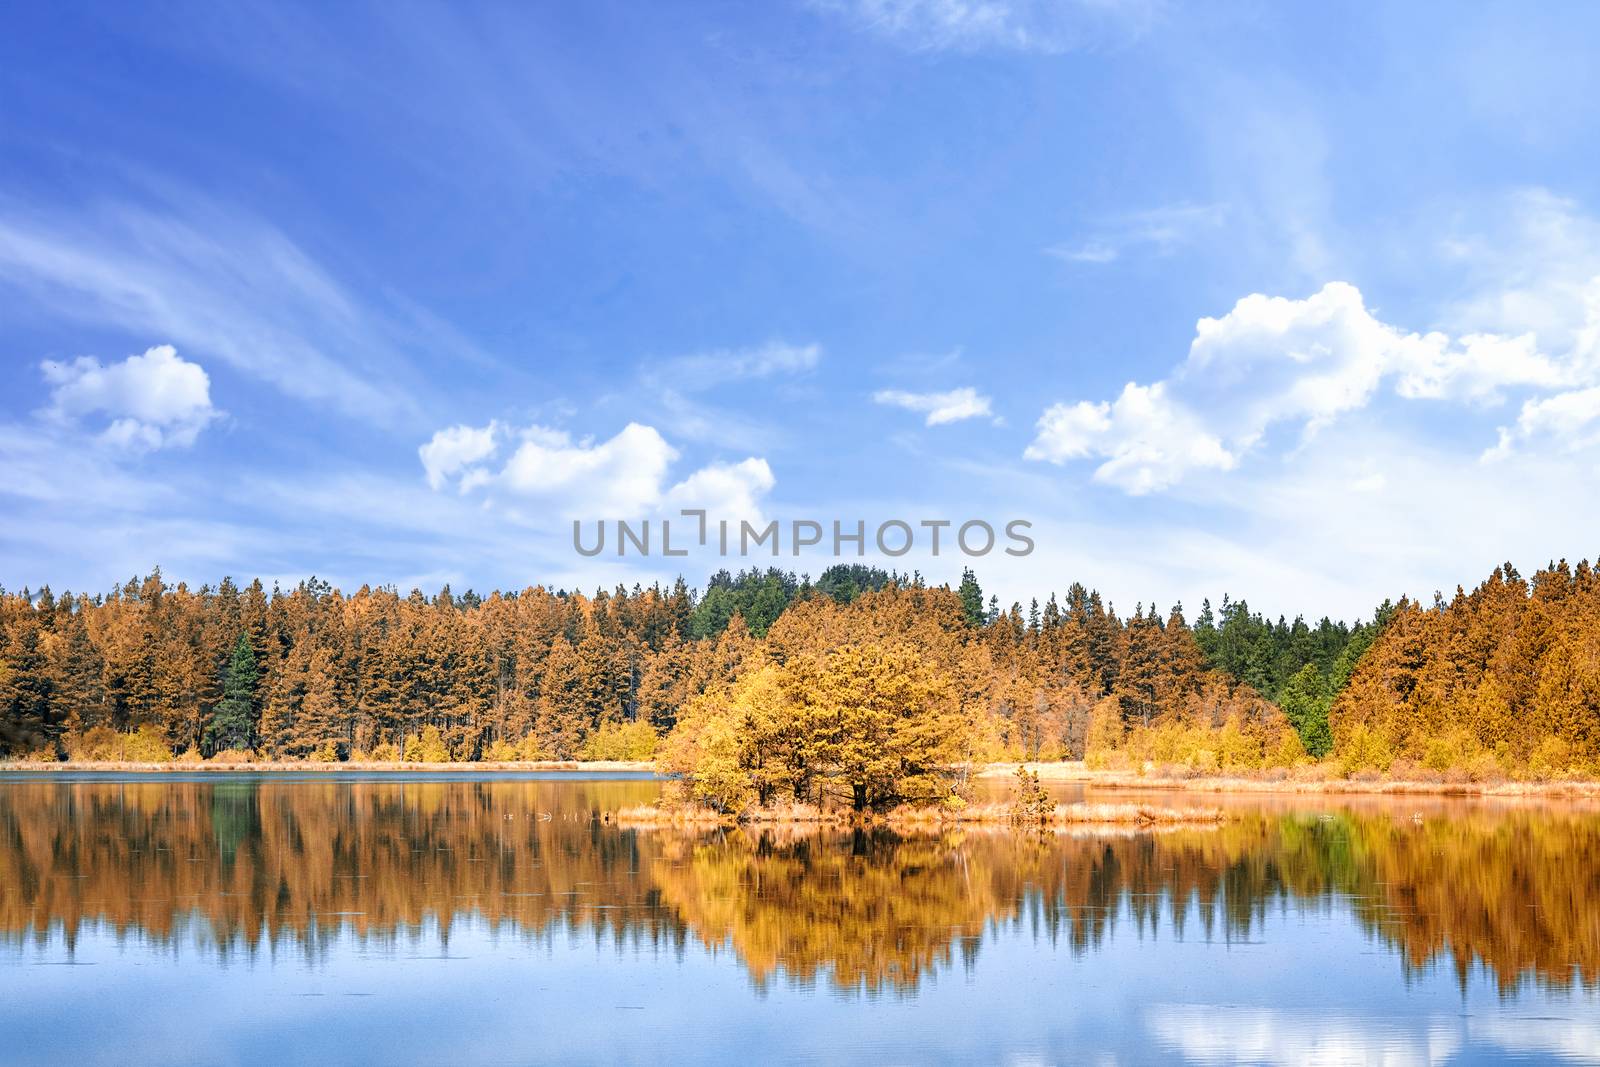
[205,633,258,753]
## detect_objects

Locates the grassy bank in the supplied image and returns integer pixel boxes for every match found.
[978,761,1600,798]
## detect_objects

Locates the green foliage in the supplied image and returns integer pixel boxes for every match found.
[957,568,984,627]
[205,634,258,754]
[1278,663,1333,757]
[814,564,895,605]
[689,569,800,638]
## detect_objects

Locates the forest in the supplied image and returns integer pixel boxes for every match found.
[1,559,1598,794]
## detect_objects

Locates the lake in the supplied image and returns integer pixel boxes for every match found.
[1,773,1596,1065]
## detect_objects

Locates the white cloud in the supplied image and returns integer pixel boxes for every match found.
[1438,189,1600,352]
[40,344,218,451]
[1024,382,1234,494]
[662,341,821,390]
[418,421,503,491]
[500,423,678,516]
[663,458,776,524]
[873,386,994,425]
[641,340,822,451]
[0,198,429,425]
[1048,203,1227,266]
[813,0,1160,54]
[1028,280,1600,492]
[1484,385,1600,460]
[420,420,775,521]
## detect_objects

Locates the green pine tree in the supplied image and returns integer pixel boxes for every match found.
[957,569,984,627]
[205,633,258,753]
[1278,662,1333,757]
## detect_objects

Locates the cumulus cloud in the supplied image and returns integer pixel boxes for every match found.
[418,420,774,521]
[1484,385,1600,460]
[1027,280,1600,493]
[419,421,502,490]
[663,457,776,520]
[40,344,218,450]
[872,386,994,425]
[499,423,679,517]
[1024,382,1234,494]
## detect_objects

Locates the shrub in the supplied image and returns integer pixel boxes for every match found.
[578,720,659,761]
[122,725,174,763]
[1527,736,1575,780]
[1083,697,1125,769]
[482,738,519,762]
[65,726,120,761]
[1007,766,1052,828]
[403,724,451,763]
[1337,723,1394,776]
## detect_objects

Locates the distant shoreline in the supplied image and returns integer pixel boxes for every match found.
[976,762,1600,799]
[0,759,657,774]
[4,759,1598,798]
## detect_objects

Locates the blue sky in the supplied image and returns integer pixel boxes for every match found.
[4,1,1600,620]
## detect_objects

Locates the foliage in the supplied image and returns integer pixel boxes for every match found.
[1331,561,1600,777]
[1007,766,1052,827]
[4,560,1596,779]
[403,724,452,763]
[204,633,258,754]
[578,719,659,761]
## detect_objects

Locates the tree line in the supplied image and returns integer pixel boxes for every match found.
[0,565,1339,767]
[1,559,1595,782]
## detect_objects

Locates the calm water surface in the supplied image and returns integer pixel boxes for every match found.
[1,773,1597,1065]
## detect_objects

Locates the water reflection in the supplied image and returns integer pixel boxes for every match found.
[1,777,1598,997]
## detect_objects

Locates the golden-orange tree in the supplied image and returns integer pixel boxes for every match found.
[1331,560,1600,776]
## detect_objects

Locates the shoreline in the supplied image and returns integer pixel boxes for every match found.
[0,759,657,774]
[976,762,1600,799]
[3,759,1598,798]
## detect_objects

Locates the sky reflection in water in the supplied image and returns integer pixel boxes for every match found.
[1,774,1596,1065]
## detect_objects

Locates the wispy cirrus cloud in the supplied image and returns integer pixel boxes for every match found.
[873,386,995,426]
[812,0,1163,54]
[0,196,429,426]
[637,340,822,452]
[1047,202,1228,265]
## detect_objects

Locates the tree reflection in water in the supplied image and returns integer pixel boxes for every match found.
[1,778,1596,995]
